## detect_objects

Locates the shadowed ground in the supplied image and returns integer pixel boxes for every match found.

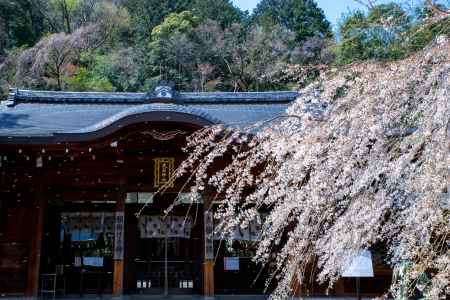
[0,296,373,300]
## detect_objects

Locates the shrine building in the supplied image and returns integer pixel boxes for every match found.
[0,86,392,298]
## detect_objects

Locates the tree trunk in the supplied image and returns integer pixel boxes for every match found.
[60,0,71,33]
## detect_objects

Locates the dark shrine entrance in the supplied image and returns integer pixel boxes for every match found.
[39,194,203,297]
[21,117,214,298]
[124,194,203,295]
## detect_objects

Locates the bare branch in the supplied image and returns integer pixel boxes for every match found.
[353,0,379,9]
[427,0,450,16]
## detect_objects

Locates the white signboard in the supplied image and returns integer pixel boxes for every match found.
[83,257,104,267]
[342,250,374,277]
[224,257,240,271]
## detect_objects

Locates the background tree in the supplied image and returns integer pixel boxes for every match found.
[15,23,117,90]
[237,25,294,91]
[333,1,449,64]
[334,3,411,63]
[148,11,202,88]
[0,0,45,55]
[0,0,448,95]
[122,0,190,41]
[252,0,332,42]
[191,0,247,28]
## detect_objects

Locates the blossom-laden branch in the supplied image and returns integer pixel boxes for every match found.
[174,37,450,299]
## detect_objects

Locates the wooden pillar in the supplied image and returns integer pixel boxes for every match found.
[203,206,215,298]
[25,190,46,297]
[334,278,346,296]
[113,195,125,297]
[203,260,214,297]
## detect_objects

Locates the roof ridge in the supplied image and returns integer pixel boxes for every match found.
[8,87,299,106]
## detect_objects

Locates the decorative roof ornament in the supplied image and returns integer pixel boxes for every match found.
[154,86,174,99]
[144,85,179,103]
[3,88,17,107]
[141,129,187,141]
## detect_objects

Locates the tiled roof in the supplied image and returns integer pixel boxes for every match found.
[0,86,298,143]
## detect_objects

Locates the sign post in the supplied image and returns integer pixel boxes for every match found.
[113,195,125,297]
[203,210,214,297]
[342,250,374,300]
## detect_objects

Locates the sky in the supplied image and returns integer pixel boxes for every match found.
[231,0,412,27]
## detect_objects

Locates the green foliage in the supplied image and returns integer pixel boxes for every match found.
[333,3,449,65]
[0,0,45,54]
[191,0,246,28]
[252,0,332,42]
[148,11,203,89]
[123,0,244,42]
[1,0,448,96]
[65,67,114,92]
[405,17,450,53]
[122,0,191,41]
[74,50,146,92]
[151,11,201,40]
[334,4,407,64]
[332,84,349,100]
[392,261,434,300]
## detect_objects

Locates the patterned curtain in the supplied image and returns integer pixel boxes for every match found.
[61,212,115,241]
[138,216,192,238]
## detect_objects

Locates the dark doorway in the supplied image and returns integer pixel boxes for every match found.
[40,202,116,296]
[124,194,203,295]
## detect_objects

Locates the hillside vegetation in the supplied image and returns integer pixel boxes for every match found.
[0,0,448,97]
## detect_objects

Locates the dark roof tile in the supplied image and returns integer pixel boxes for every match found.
[0,87,298,143]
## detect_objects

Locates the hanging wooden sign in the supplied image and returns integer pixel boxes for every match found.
[153,157,175,188]
[113,212,124,260]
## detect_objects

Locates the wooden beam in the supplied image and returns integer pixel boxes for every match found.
[25,188,46,297]
[112,188,125,296]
